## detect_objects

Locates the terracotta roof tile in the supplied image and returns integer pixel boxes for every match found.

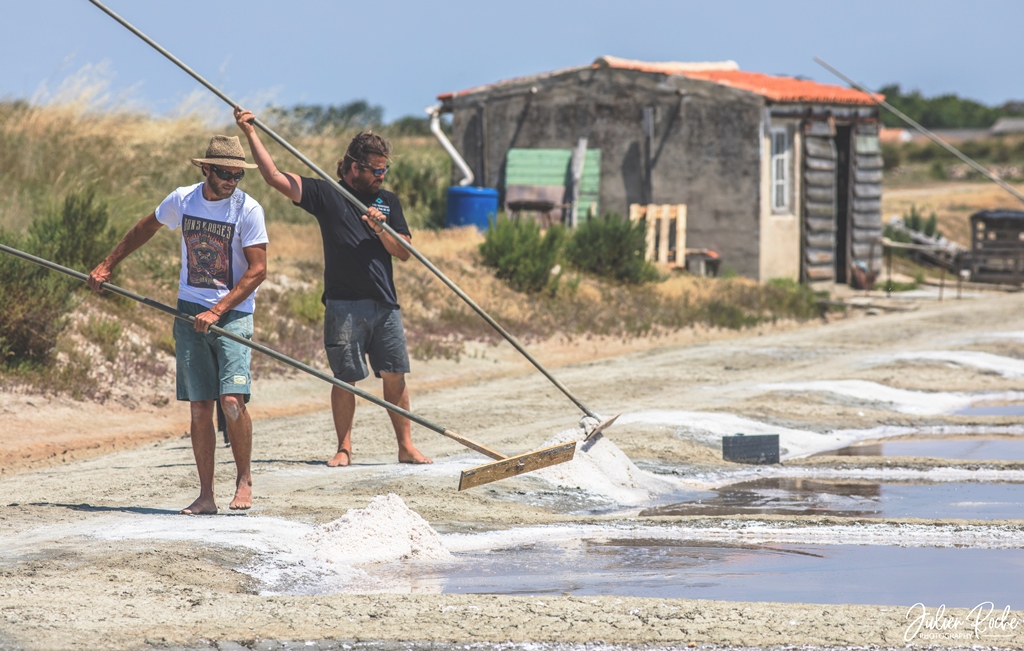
[438,56,881,106]
[672,70,878,104]
[593,55,879,104]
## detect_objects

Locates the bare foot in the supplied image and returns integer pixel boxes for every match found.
[399,447,433,464]
[229,480,252,510]
[327,449,352,467]
[180,496,218,515]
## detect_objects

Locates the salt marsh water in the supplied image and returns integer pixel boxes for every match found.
[640,478,1024,519]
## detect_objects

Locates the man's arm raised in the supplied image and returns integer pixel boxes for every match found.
[234,106,303,203]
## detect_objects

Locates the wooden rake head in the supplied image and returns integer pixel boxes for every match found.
[458,441,577,491]
[457,414,620,490]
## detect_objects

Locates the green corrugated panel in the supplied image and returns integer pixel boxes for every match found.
[506,148,601,220]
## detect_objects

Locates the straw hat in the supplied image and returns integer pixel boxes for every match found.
[191,135,258,169]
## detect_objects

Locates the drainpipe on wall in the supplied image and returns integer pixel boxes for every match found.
[426,104,474,187]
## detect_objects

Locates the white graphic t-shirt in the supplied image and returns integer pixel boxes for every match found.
[155,183,268,314]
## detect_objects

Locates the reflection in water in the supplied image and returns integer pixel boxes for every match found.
[821,437,1024,461]
[413,540,1024,608]
[641,478,881,517]
[640,478,1024,520]
[955,403,1024,417]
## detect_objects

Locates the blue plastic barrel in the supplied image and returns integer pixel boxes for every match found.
[445,186,499,230]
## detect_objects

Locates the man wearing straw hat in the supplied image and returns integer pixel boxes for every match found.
[88,135,268,515]
[234,106,431,468]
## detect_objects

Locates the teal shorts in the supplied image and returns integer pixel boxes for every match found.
[173,299,253,402]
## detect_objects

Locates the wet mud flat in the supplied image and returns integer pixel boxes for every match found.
[7,293,1024,650]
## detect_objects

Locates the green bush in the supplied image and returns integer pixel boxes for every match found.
[0,229,79,364]
[762,278,826,320]
[479,215,566,293]
[904,204,941,238]
[28,191,119,273]
[386,155,449,230]
[0,191,119,365]
[881,141,902,170]
[289,283,325,326]
[82,316,122,362]
[564,213,659,284]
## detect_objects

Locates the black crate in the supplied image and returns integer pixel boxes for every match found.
[721,433,779,464]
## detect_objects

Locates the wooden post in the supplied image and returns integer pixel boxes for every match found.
[658,205,671,265]
[645,204,657,262]
[675,204,687,267]
[886,245,893,297]
[628,203,643,223]
[567,137,588,228]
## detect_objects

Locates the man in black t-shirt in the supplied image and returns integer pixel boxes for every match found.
[235,106,431,467]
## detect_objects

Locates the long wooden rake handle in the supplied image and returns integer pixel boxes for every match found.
[85,0,600,421]
[0,243,506,461]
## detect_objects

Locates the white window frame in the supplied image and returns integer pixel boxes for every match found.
[770,127,791,213]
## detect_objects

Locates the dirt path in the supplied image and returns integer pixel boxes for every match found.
[3,289,1024,650]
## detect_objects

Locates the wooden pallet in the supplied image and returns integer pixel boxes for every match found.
[628,203,687,266]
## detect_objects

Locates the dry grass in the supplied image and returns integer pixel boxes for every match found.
[0,87,825,398]
[0,73,449,234]
[882,180,1024,247]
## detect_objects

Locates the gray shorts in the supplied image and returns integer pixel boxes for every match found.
[174,299,253,402]
[324,298,410,382]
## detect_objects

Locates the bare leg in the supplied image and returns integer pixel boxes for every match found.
[328,384,354,467]
[181,400,218,515]
[221,394,253,510]
[381,372,431,464]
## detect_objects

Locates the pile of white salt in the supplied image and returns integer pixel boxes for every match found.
[305,493,451,565]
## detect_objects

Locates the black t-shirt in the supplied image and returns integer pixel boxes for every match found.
[295,177,411,306]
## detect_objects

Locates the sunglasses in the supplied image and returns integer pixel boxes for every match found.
[209,165,245,182]
[359,162,390,178]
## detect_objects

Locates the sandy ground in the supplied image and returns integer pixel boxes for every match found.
[4,286,1024,650]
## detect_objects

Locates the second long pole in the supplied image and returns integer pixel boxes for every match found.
[86,0,601,422]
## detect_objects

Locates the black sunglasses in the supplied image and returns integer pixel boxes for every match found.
[359,162,390,178]
[209,165,245,182]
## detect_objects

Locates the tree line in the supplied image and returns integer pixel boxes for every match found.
[265,99,442,137]
[879,84,1024,130]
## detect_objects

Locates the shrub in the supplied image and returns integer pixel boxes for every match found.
[762,278,826,320]
[82,316,122,362]
[564,213,659,284]
[0,229,79,364]
[289,283,325,326]
[479,215,566,293]
[0,191,119,365]
[28,191,119,274]
[386,155,449,230]
[903,204,941,238]
[881,142,902,170]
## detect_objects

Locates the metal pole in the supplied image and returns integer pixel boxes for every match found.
[814,57,1024,206]
[886,245,893,297]
[0,243,507,461]
[86,0,599,420]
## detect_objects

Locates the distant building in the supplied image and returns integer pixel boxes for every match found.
[437,56,883,285]
[991,117,1024,136]
[880,127,912,144]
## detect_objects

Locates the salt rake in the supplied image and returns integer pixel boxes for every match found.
[0,244,574,490]
[86,0,619,440]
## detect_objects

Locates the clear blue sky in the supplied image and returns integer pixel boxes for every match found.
[2,0,1021,122]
